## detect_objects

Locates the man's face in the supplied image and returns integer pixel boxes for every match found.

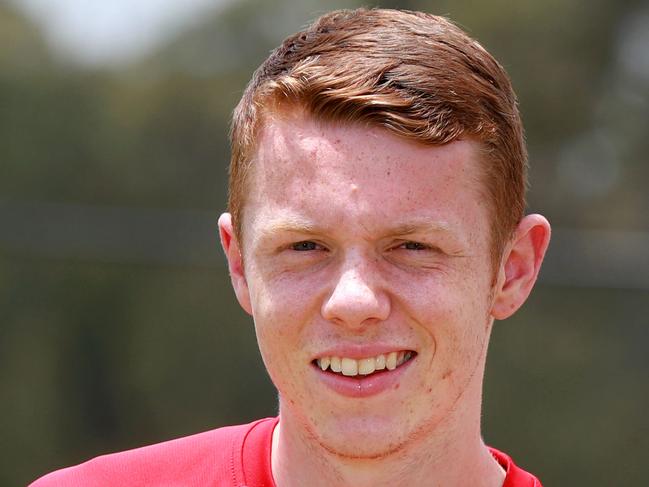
[228,111,500,458]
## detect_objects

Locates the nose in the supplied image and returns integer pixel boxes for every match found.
[321,253,390,328]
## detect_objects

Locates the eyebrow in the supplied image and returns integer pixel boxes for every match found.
[383,219,454,237]
[256,217,325,239]
[258,216,454,239]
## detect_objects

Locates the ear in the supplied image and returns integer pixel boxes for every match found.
[491,214,551,320]
[218,212,253,315]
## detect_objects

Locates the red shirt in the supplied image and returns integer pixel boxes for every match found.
[31,417,542,486]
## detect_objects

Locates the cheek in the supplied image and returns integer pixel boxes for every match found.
[248,273,317,369]
[399,271,491,360]
[396,272,481,325]
[438,288,492,388]
[248,261,332,325]
[252,307,299,396]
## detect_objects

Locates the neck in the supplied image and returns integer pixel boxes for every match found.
[271,382,505,487]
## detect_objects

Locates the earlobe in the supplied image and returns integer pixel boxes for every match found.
[218,213,253,315]
[491,214,551,320]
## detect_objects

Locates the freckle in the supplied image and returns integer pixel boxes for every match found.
[394,383,400,390]
[442,369,452,379]
[427,387,433,393]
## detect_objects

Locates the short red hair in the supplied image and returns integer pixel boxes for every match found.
[229,8,527,263]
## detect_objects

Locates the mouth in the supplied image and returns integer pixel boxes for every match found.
[312,351,416,378]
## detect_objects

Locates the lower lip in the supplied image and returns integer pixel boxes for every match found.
[313,358,415,398]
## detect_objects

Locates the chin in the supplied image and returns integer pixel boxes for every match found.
[305,413,419,461]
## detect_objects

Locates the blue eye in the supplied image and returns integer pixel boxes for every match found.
[292,241,318,251]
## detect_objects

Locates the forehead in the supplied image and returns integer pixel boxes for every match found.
[243,111,487,239]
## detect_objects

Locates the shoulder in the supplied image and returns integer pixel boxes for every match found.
[489,447,543,487]
[30,419,275,487]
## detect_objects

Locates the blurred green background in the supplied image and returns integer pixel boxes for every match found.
[2,0,648,485]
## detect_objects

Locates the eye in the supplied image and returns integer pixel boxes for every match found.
[400,241,429,251]
[291,241,320,251]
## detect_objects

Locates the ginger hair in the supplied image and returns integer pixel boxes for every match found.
[228,8,527,263]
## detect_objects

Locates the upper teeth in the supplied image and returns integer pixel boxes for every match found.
[316,351,413,377]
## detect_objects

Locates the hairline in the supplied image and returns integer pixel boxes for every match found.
[233,102,509,273]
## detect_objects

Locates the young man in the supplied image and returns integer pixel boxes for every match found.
[32,8,550,486]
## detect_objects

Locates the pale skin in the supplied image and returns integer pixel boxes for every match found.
[219,110,551,487]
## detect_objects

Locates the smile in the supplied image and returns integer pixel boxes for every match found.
[314,351,415,377]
